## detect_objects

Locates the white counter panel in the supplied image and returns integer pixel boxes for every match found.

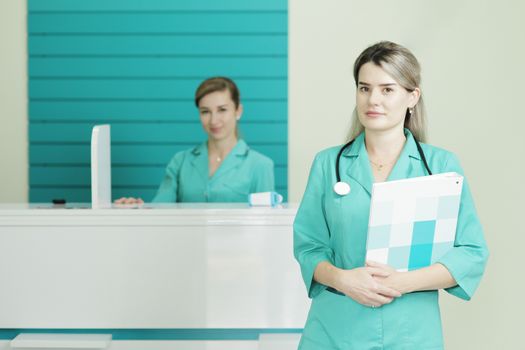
[0,204,309,329]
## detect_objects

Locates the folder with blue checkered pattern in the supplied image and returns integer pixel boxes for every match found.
[365,172,463,272]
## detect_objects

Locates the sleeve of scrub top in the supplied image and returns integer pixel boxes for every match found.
[293,154,334,298]
[436,153,489,300]
[253,157,275,192]
[151,153,183,203]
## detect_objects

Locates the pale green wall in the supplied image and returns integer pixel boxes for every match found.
[0,0,27,202]
[289,0,524,348]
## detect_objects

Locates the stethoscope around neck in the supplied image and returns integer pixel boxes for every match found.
[333,138,433,196]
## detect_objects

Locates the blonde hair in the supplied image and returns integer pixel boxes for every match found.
[349,41,427,142]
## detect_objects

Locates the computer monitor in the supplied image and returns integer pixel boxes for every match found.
[91,125,111,208]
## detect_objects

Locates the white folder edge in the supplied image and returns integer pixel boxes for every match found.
[371,172,464,203]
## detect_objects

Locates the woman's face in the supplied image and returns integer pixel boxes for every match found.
[356,62,419,134]
[198,89,242,142]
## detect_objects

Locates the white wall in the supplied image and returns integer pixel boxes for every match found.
[289,0,524,348]
[0,0,27,202]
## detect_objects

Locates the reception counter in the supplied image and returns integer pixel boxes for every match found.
[0,204,308,349]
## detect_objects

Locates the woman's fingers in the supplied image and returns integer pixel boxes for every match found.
[340,267,401,308]
[366,266,391,277]
[376,283,402,298]
[114,197,143,205]
[370,295,394,307]
[359,289,394,307]
[124,197,140,204]
[366,260,395,272]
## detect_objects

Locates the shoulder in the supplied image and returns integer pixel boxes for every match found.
[166,144,201,167]
[312,145,343,166]
[240,140,273,167]
[418,142,463,174]
[246,147,274,168]
[301,145,342,179]
[315,145,342,159]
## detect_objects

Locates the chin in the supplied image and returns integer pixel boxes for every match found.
[360,120,387,130]
[208,134,223,141]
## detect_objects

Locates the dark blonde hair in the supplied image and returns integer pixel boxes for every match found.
[194,77,240,108]
[350,41,427,142]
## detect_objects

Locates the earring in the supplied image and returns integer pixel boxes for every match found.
[408,107,413,116]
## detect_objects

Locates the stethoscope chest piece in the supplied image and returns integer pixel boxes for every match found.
[333,181,351,196]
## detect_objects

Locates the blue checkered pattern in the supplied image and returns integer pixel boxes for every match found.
[366,194,461,271]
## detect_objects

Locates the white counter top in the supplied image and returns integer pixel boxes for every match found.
[0,203,298,226]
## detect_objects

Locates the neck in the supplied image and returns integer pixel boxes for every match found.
[364,127,406,160]
[208,136,238,158]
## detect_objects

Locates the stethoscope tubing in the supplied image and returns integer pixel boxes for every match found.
[335,138,432,184]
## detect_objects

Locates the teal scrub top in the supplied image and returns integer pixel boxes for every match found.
[152,139,274,202]
[293,129,489,350]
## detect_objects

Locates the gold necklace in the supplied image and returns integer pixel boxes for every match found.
[210,153,222,162]
[369,159,394,171]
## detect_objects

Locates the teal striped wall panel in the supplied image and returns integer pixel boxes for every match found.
[30,123,286,143]
[29,13,288,33]
[29,36,287,56]
[30,100,287,121]
[28,0,287,11]
[30,57,288,78]
[30,145,288,166]
[28,0,288,203]
[31,166,287,188]
[29,79,286,99]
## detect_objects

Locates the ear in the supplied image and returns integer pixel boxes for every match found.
[408,87,421,108]
[235,103,244,121]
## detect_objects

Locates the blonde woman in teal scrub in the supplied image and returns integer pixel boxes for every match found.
[293,42,488,349]
[115,77,274,204]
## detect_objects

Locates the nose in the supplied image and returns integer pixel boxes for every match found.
[209,111,220,124]
[368,88,381,106]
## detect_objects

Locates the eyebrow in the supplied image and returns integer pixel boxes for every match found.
[199,104,229,110]
[358,82,398,86]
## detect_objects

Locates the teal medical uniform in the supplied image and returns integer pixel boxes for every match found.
[293,129,488,349]
[152,139,274,202]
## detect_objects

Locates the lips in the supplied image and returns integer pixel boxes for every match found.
[366,111,384,117]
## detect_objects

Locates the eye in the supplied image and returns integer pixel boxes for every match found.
[383,87,394,94]
[219,107,227,112]
[200,110,210,115]
[359,86,369,92]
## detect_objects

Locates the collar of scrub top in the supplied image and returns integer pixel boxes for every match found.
[190,139,250,180]
[341,128,427,195]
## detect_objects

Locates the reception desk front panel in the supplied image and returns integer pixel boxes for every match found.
[0,204,308,329]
